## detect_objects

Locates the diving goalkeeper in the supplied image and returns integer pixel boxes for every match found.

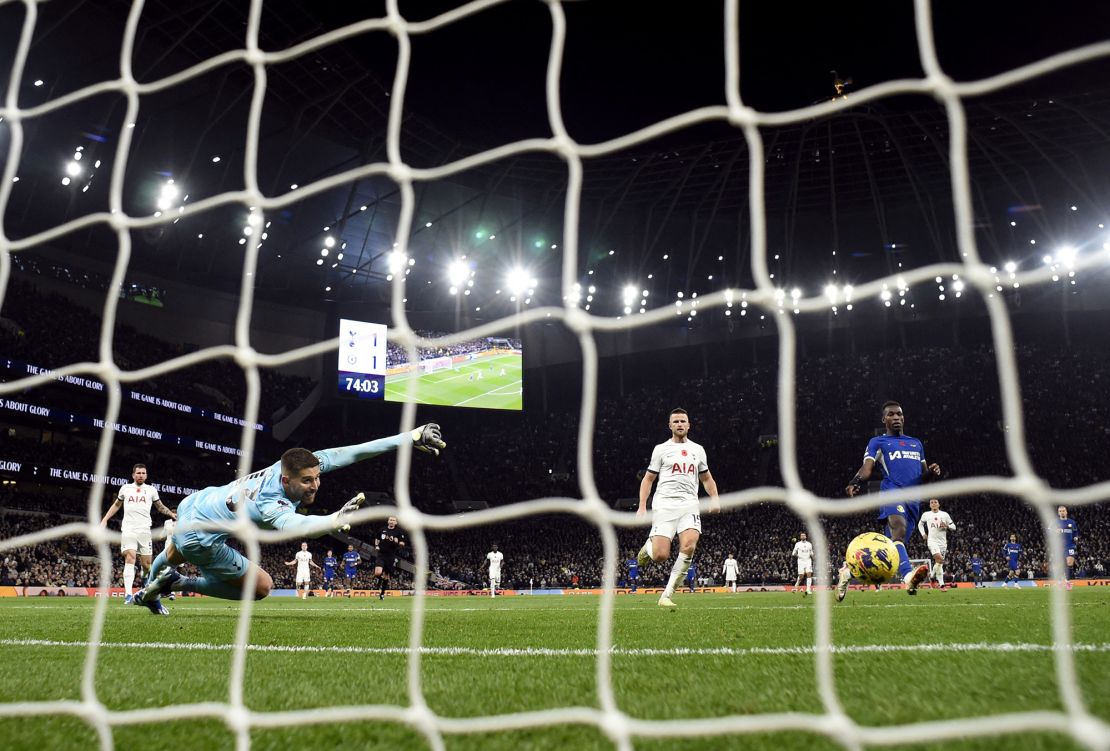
[134,425,446,615]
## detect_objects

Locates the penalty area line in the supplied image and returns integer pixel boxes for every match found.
[1,638,1108,658]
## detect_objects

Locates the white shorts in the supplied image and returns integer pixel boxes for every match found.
[928,541,948,558]
[797,559,813,575]
[295,573,311,585]
[649,508,701,540]
[489,573,501,585]
[121,529,152,556]
[725,575,737,583]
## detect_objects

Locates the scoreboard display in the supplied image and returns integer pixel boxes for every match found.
[336,319,387,400]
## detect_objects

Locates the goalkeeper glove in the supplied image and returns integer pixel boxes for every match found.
[334,492,365,533]
[411,423,446,456]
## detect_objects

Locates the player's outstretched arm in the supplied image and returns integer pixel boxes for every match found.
[636,471,656,518]
[700,471,721,513]
[98,498,123,526]
[921,461,942,483]
[846,459,874,497]
[314,424,447,472]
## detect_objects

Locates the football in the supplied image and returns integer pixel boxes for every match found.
[845,532,901,584]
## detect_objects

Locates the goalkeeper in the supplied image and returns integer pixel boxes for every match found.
[134,425,446,615]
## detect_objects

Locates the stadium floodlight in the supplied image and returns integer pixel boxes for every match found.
[324,236,336,248]
[622,285,637,306]
[824,283,838,304]
[447,259,470,287]
[790,287,801,300]
[155,181,179,211]
[1055,246,1078,267]
[65,161,81,177]
[1004,261,1017,273]
[388,251,407,274]
[506,267,535,296]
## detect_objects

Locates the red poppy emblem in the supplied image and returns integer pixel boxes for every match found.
[681,450,688,456]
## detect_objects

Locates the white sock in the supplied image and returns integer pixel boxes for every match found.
[123,563,135,596]
[806,576,812,593]
[935,564,944,586]
[662,553,692,599]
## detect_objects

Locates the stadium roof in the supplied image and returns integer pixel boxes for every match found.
[2,0,1109,318]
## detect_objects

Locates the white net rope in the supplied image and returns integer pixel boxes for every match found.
[1,0,1109,749]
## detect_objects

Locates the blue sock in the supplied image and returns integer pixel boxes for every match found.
[179,575,245,601]
[894,540,912,578]
[146,551,168,587]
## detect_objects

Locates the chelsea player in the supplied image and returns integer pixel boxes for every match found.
[323,549,338,597]
[627,555,639,592]
[1056,506,1079,589]
[1002,534,1022,587]
[134,424,445,614]
[342,544,361,597]
[971,552,984,587]
[839,401,940,600]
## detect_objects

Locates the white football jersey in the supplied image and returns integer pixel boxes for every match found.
[295,550,312,574]
[117,482,161,533]
[646,438,709,511]
[487,550,503,575]
[792,540,814,562]
[723,559,739,579]
[919,511,955,543]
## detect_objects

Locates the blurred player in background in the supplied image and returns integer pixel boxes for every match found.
[134,425,445,614]
[636,408,720,608]
[791,532,814,596]
[99,464,176,604]
[685,560,697,593]
[918,498,956,589]
[971,552,984,587]
[627,554,640,592]
[373,516,407,600]
[1056,506,1078,590]
[323,549,338,597]
[342,544,361,597]
[842,401,939,600]
[1002,534,1022,587]
[722,553,739,592]
[285,542,320,600]
[485,544,504,597]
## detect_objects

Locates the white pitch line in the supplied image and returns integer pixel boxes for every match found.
[1,638,1108,658]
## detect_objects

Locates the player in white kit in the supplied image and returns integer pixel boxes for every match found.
[99,464,176,603]
[791,532,814,596]
[635,408,720,608]
[485,544,504,597]
[918,498,956,588]
[722,553,740,592]
[285,542,320,599]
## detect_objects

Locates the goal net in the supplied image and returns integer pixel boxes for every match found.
[1,1,1108,750]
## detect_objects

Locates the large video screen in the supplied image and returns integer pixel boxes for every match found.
[337,319,522,411]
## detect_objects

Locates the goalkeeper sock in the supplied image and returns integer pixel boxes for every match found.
[179,575,247,601]
[893,541,912,579]
[146,552,169,589]
[123,563,135,596]
[662,553,692,599]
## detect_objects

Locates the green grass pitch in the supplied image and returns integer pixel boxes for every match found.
[0,588,1107,750]
[385,355,522,410]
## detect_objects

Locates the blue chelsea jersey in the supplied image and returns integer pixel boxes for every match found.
[1056,518,1078,550]
[864,434,926,491]
[343,550,360,570]
[323,555,338,572]
[1005,542,1022,564]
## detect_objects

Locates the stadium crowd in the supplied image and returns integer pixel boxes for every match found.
[3,286,1110,591]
